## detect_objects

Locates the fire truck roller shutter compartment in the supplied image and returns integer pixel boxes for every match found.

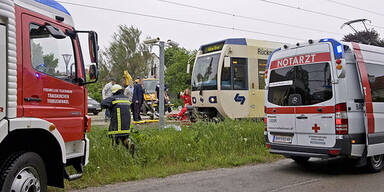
[0,23,5,120]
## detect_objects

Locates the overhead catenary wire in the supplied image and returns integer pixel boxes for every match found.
[257,0,384,30]
[57,1,305,41]
[325,0,384,17]
[157,0,343,35]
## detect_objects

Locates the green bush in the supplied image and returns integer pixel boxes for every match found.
[63,120,279,190]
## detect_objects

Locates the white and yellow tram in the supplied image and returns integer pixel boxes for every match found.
[191,38,282,119]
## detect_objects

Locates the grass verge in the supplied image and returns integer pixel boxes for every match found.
[52,120,280,191]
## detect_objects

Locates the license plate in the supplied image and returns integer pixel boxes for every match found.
[273,135,292,143]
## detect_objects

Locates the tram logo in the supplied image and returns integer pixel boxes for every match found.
[234,94,246,105]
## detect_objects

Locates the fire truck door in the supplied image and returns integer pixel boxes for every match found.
[21,14,85,142]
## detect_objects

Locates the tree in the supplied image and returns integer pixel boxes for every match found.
[104,25,152,83]
[343,29,384,47]
[87,25,152,102]
[164,46,196,104]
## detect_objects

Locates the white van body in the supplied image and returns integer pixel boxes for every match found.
[265,38,384,170]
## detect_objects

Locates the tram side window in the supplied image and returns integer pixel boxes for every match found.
[221,65,231,90]
[258,59,267,89]
[232,58,248,90]
[366,63,384,102]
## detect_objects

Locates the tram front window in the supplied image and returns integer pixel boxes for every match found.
[192,53,220,91]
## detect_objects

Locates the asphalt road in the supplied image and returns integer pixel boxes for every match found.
[71,158,384,192]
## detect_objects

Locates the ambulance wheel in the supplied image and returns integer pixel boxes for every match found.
[291,156,310,164]
[366,155,384,172]
[0,152,47,192]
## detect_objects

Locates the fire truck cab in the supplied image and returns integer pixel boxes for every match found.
[0,0,98,191]
[265,38,384,172]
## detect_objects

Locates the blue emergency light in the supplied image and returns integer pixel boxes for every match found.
[319,38,344,59]
[34,0,70,15]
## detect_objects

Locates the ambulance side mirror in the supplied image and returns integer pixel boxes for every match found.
[224,56,230,68]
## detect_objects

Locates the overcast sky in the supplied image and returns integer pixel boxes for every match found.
[59,0,384,51]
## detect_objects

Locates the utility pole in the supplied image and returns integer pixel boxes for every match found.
[159,41,165,129]
[143,38,179,130]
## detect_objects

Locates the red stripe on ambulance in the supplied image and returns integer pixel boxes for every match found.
[266,106,335,114]
[270,52,331,69]
[352,42,375,134]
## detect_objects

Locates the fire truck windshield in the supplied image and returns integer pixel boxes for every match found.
[192,53,220,91]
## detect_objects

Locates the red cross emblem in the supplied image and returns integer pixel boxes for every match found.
[0,107,3,112]
[312,124,320,133]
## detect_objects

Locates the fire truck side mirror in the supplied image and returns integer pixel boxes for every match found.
[45,24,66,39]
[89,64,97,80]
[88,31,99,64]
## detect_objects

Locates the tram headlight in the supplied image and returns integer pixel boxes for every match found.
[192,97,197,104]
[209,96,217,104]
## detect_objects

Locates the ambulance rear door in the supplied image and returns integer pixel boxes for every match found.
[266,55,297,145]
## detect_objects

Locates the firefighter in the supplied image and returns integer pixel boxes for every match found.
[101,84,134,153]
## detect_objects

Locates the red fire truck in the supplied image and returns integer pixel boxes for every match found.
[0,0,99,191]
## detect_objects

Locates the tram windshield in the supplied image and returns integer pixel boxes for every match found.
[192,53,220,91]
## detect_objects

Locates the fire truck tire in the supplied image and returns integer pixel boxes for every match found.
[291,156,310,164]
[0,152,47,192]
[366,155,384,173]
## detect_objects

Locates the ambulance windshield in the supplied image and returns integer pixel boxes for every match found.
[192,53,220,91]
[268,63,332,106]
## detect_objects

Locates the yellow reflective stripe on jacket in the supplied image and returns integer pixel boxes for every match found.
[108,129,130,135]
[112,100,132,105]
[117,108,121,132]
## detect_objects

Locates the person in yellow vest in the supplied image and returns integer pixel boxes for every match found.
[101,84,134,153]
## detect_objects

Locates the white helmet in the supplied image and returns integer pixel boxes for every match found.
[111,84,122,94]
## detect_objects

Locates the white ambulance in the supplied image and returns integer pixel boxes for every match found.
[265,38,384,172]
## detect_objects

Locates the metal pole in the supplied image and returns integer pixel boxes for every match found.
[159,41,165,129]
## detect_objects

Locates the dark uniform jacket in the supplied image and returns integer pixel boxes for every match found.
[101,90,131,136]
[132,83,144,104]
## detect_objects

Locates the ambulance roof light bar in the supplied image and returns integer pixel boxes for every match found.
[319,38,344,59]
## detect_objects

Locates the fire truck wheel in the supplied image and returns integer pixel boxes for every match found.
[0,152,47,192]
[366,155,384,173]
[291,156,310,164]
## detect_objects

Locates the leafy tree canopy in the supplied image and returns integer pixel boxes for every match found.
[164,46,196,105]
[87,25,152,101]
[343,29,384,47]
